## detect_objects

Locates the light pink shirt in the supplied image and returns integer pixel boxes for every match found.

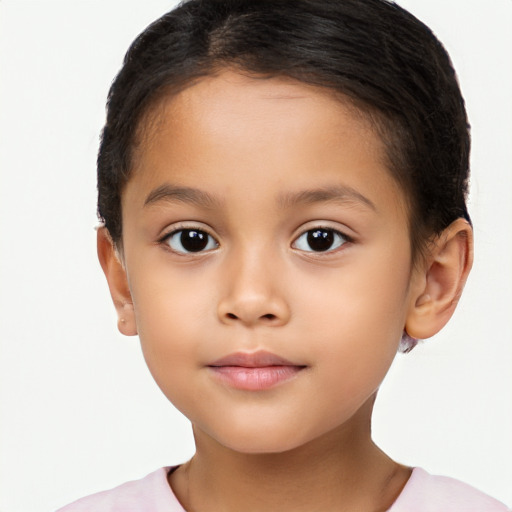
[57,466,510,511]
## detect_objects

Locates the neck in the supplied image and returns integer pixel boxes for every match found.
[169,396,411,512]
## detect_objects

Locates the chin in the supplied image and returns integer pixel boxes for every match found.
[221,434,304,455]
[203,419,318,455]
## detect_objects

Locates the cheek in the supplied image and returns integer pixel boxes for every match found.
[291,271,407,427]
[131,255,215,325]
[297,252,410,334]
[293,250,411,372]
[128,262,214,381]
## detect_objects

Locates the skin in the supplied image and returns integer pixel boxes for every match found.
[98,70,473,511]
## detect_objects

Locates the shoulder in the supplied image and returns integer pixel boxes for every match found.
[55,467,185,512]
[390,467,511,512]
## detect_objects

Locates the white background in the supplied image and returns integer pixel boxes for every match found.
[0,1,511,510]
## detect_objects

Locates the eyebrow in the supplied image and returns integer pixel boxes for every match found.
[143,183,376,212]
[144,184,219,209]
[277,185,377,212]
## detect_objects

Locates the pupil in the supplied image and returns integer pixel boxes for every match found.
[180,230,208,252]
[307,229,333,252]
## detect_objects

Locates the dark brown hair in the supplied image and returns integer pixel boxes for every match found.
[97,0,471,262]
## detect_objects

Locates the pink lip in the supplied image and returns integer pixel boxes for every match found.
[208,350,306,391]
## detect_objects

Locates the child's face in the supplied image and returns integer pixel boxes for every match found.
[118,70,421,454]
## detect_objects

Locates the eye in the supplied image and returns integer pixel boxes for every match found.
[164,229,218,254]
[292,228,348,253]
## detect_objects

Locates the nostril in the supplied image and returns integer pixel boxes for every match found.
[262,313,277,320]
[227,313,238,319]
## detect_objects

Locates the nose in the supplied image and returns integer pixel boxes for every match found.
[217,251,291,327]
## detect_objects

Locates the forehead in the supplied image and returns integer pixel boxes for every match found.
[138,70,377,157]
[128,69,406,218]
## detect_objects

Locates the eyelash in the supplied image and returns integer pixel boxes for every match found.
[291,227,351,254]
[159,225,219,254]
[159,225,352,255]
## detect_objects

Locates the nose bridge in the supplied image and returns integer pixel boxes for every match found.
[217,241,290,326]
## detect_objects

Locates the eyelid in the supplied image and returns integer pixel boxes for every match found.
[158,221,217,241]
[291,222,354,254]
[158,222,220,254]
[291,221,354,242]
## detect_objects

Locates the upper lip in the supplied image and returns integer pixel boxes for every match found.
[208,350,302,368]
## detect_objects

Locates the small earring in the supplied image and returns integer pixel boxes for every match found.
[399,330,420,353]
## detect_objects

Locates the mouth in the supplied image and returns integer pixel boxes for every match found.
[207,350,307,391]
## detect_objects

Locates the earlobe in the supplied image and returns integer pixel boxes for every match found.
[97,227,138,336]
[405,218,473,340]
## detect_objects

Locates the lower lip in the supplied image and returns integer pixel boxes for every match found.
[209,365,304,391]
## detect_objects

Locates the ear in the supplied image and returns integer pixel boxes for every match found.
[97,227,138,336]
[405,218,473,340]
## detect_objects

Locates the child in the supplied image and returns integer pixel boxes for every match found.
[58,0,510,510]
